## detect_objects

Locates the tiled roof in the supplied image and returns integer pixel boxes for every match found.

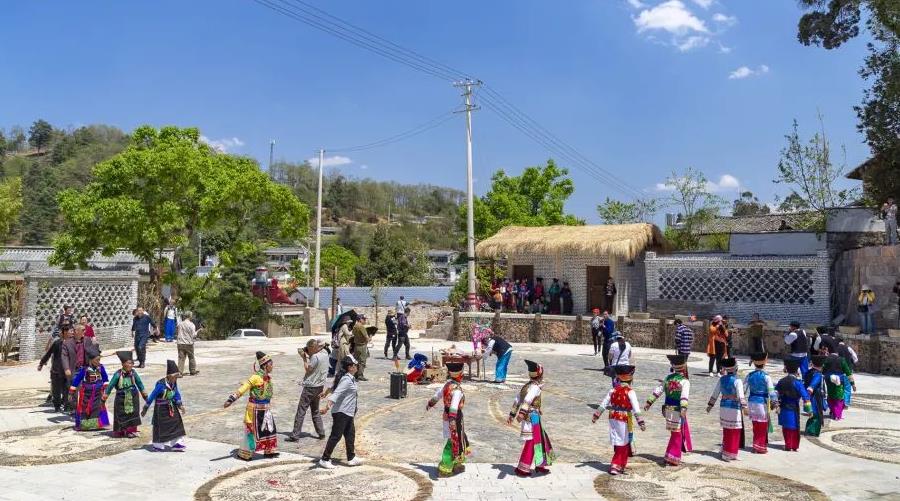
[0,246,171,273]
[296,286,451,306]
[694,213,812,235]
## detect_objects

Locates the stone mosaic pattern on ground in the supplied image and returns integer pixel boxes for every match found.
[0,426,141,466]
[593,463,828,501]
[194,461,431,501]
[809,428,900,464]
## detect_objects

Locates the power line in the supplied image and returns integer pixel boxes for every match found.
[328,110,456,153]
[252,0,646,199]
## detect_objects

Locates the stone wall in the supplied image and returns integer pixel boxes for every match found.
[832,245,900,331]
[452,312,900,376]
[301,304,454,335]
[645,251,830,325]
[19,271,139,361]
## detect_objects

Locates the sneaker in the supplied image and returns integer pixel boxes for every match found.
[318,459,335,469]
[346,457,364,467]
[172,443,186,451]
[709,372,716,377]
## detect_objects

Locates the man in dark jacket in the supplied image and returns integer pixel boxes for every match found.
[384,309,398,358]
[131,307,156,368]
[39,328,71,412]
[394,307,412,360]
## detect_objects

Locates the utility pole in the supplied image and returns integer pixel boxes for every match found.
[312,148,325,308]
[454,79,482,311]
[268,140,275,176]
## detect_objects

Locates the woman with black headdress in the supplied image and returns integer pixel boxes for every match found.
[142,360,186,451]
[224,351,278,460]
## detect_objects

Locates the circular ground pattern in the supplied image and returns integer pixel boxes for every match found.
[809,427,900,464]
[594,463,827,501]
[0,426,142,466]
[849,394,900,414]
[194,460,431,501]
[0,388,53,409]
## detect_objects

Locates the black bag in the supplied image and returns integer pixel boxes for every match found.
[602,342,625,377]
[857,304,869,313]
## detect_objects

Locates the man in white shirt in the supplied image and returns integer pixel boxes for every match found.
[607,332,632,367]
[783,321,810,378]
[176,312,200,375]
[287,338,329,441]
[396,296,408,316]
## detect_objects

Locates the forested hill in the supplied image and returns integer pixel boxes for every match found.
[0,121,463,249]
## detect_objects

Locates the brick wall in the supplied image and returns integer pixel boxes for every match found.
[644,251,830,325]
[832,245,900,331]
[19,271,139,361]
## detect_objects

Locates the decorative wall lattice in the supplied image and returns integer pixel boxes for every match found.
[658,267,816,304]
[33,281,133,334]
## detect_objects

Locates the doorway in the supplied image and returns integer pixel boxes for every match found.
[511,265,534,286]
[587,266,610,313]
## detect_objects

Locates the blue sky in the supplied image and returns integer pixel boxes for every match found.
[2,0,872,222]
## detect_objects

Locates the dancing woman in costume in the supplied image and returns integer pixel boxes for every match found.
[142,360,186,451]
[69,345,110,431]
[426,362,470,477]
[644,354,692,466]
[103,350,147,438]
[706,357,747,461]
[224,351,278,460]
[592,364,646,475]
[509,360,555,477]
[744,352,778,453]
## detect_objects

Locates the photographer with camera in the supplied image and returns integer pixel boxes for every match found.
[286,338,329,442]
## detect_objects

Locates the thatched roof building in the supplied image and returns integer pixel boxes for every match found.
[476,223,665,261]
[476,223,666,316]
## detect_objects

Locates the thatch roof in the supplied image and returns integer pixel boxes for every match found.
[476,223,665,261]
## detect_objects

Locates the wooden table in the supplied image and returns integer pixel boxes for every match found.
[441,353,486,380]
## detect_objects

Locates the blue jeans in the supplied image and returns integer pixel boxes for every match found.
[495,349,512,382]
[860,311,874,334]
[164,318,177,341]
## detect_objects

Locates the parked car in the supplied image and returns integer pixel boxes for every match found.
[228,328,267,339]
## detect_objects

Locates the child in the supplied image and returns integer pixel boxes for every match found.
[744,352,777,453]
[775,358,811,452]
[706,357,746,461]
[142,360,186,451]
[592,365,646,475]
[804,355,827,436]
[822,345,855,421]
[69,345,110,431]
[103,350,147,438]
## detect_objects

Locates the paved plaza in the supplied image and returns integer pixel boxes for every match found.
[0,334,898,500]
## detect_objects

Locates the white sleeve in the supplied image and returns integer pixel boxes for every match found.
[708,379,722,404]
[599,389,613,410]
[680,379,691,402]
[432,385,444,401]
[328,377,349,404]
[784,332,797,345]
[485,339,496,355]
[450,389,463,412]
[735,379,746,403]
[628,389,643,418]
[848,346,859,364]
[524,385,541,405]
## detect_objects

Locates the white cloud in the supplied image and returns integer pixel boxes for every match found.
[200,135,244,153]
[655,173,741,192]
[307,155,352,167]
[712,13,736,26]
[692,0,714,8]
[728,64,770,79]
[707,174,740,192]
[676,35,710,52]
[718,43,732,54]
[635,1,707,35]
[359,164,369,170]
[626,0,646,9]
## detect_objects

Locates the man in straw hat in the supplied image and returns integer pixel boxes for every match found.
[774,357,811,451]
[224,351,278,460]
[143,360,186,451]
[706,357,747,461]
[508,359,554,477]
[426,361,470,477]
[592,364,646,475]
[744,352,778,453]
[103,350,147,438]
[287,339,329,442]
[644,354,693,466]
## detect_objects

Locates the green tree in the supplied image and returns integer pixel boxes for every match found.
[297,244,359,286]
[28,119,53,152]
[661,167,725,250]
[448,265,505,306]
[732,191,771,216]
[797,0,900,204]
[596,197,659,224]
[19,161,60,244]
[0,177,22,243]
[773,117,858,230]
[8,127,26,153]
[356,224,431,286]
[466,159,582,240]
[0,130,7,158]
[50,125,309,302]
